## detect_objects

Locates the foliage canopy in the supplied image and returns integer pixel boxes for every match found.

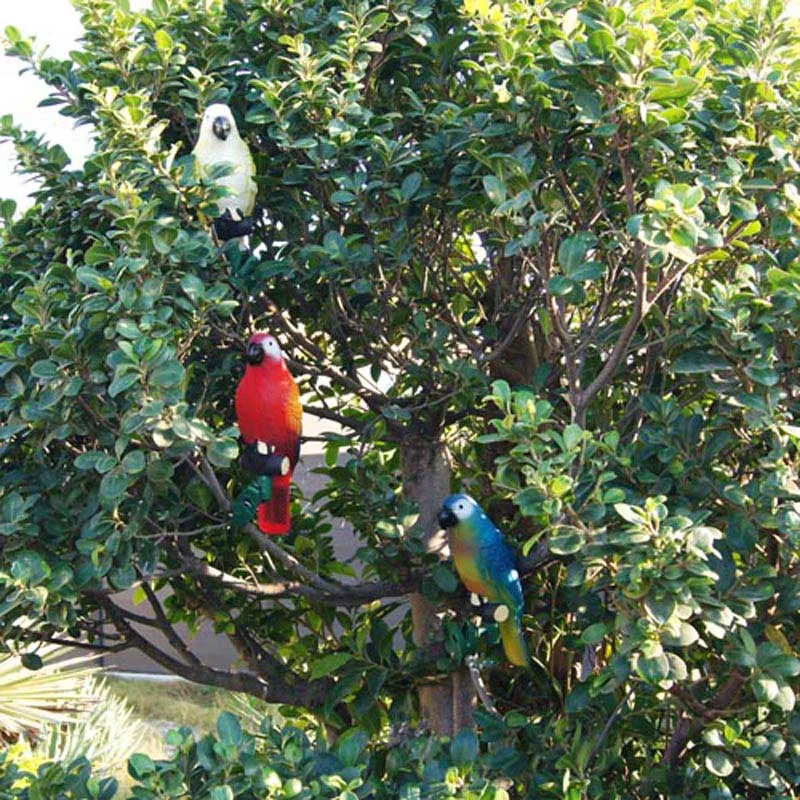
[2,0,800,795]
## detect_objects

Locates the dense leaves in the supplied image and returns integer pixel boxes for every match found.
[1,0,800,796]
[0,712,515,799]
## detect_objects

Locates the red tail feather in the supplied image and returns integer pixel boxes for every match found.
[258,473,292,535]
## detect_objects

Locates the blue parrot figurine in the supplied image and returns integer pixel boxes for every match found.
[438,493,529,667]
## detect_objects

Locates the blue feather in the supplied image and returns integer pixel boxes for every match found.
[441,493,529,666]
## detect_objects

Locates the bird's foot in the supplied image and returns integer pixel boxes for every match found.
[473,601,510,625]
[241,442,290,476]
[493,604,510,623]
[213,209,254,241]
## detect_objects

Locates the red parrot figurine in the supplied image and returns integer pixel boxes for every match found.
[235,333,302,535]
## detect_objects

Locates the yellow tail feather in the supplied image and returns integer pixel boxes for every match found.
[499,618,529,667]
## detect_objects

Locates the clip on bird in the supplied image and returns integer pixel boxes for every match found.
[192,103,257,246]
[438,493,530,667]
[235,333,302,535]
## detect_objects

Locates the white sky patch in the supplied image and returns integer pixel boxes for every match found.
[784,0,800,19]
[0,0,151,211]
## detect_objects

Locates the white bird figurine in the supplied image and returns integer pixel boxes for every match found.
[192,103,257,246]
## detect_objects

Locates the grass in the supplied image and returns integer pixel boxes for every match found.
[104,676,244,733]
[102,676,279,797]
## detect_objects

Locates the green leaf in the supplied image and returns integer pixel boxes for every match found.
[20,653,43,670]
[115,319,140,339]
[94,454,117,474]
[310,652,353,680]
[207,438,239,468]
[649,76,699,102]
[587,29,614,56]
[147,460,174,484]
[331,190,356,204]
[732,198,758,221]
[644,597,676,625]
[74,451,101,470]
[566,683,589,713]
[574,89,601,122]
[180,274,204,302]
[491,379,511,406]
[336,728,368,768]
[549,40,574,64]
[109,372,140,397]
[150,361,185,387]
[450,730,479,766]
[602,488,625,503]
[558,233,596,273]
[672,352,731,374]
[209,789,234,800]
[217,712,243,747]
[109,564,136,590]
[76,266,113,292]
[99,468,130,502]
[483,175,506,204]
[581,622,607,645]
[636,652,670,683]
[548,275,574,296]
[401,172,422,200]
[154,29,173,52]
[432,564,458,593]
[30,359,58,379]
[11,551,50,584]
[83,241,115,267]
[122,450,146,474]
[549,526,585,555]
[550,475,572,497]
[562,424,583,451]
[128,753,156,780]
[705,750,734,777]
[614,503,643,524]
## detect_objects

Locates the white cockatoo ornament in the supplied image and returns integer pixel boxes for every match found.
[192,103,257,245]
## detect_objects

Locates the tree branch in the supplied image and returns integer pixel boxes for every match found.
[173,540,417,605]
[573,129,650,423]
[140,581,204,668]
[87,591,332,707]
[661,670,747,770]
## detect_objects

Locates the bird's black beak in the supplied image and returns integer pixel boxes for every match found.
[438,507,457,529]
[212,116,231,141]
[246,342,264,365]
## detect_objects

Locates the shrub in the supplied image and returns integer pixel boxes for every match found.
[1,0,799,796]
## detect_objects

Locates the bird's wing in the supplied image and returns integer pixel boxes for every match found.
[479,535,524,612]
[192,140,256,217]
[241,147,257,215]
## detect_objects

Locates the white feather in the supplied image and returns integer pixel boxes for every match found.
[192,103,257,219]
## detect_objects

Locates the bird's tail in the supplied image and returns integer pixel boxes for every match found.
[499,614,529,667]
[258,473,292,535]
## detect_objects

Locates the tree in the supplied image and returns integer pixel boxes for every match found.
[2,0,800,795]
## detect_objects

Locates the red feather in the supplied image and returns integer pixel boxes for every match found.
[235,334,302,535]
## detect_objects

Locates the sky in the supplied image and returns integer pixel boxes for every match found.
[0,0,149,211]
[3,0,800,211]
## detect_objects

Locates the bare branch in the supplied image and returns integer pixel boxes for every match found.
[190,454,421,601]
[175,542,418,605]
[303,403,367,433]
[88,591,332,708]
[573,129,650,422]
[466,655,500,717]
[661,670,747,770]
[140,581,204,668]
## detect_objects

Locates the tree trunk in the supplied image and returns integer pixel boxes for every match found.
[401,434,476,735]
